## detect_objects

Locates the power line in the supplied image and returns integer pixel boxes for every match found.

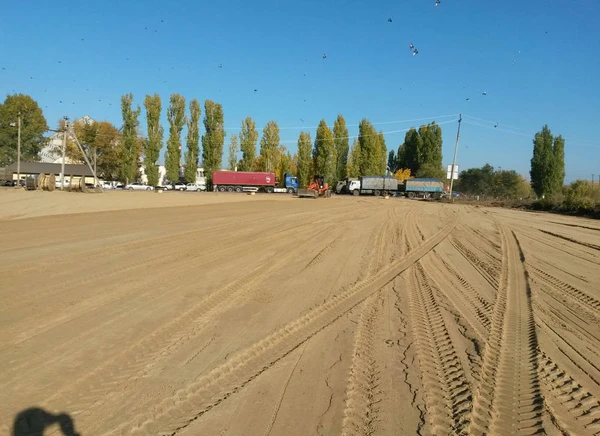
[464,114,600,147]
[462,120,531,137]
[462,119,600,148]
[463,114,530,134]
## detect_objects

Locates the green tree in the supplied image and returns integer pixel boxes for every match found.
[415,122,443,178]
[388,149,399,174]
[164,94,186,183]
[227,134,239,170]
[201,100,225,187]
[184,99,201,183]
[120,93,141,183]
[259,121,280,172]
[530,125,561,198]
[313,120,336,185]
[377,132,387,174]
[396,144,407,169]
[277,147,293,185]
[347,138,361,177]
[297,131,312,188]
[0,94,49,166]
[401,128,421,175]
[143,94,163,186]
[455,164,495,196]
[290,153,298,176]
[398,122,444,178]
[333,114,349,181]
[358,119,382,176]
[238,117,258,171]
[550,134,565,194]
[93,121,122,180]
[492,170,531,199]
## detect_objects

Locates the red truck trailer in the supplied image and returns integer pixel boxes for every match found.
[212,171,276,193]
[212,171,299,193]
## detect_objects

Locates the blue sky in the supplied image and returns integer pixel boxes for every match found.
[2,0,599,182]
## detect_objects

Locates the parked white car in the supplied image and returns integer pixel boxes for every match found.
[173,182,187,191]
[186,183,206,192]
[125,182,154,191]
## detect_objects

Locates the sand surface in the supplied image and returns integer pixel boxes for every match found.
[1,189,599,435]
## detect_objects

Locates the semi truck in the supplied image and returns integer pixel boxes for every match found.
[212,171,299,193]
[401,178,444,198]
[347,175,399,196]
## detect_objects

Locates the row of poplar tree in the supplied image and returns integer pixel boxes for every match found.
[121,93,447,188]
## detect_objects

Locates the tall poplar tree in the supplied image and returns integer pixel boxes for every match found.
[184,99,201,183]
[143,94,163,186]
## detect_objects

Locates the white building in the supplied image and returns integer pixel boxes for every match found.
[137,161,206,186]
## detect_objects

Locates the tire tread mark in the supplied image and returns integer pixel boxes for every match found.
[526,263,600,315]
[538,352,600,436]
[39,225,337,411]
[407,263,471,435]
[468,227,544,435]
[539,229,600,252]
[105,215,458,436]
[450,237,499,289]
[341,294,383,436]
[424,255,489,344]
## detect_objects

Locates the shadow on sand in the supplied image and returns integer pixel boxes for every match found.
[12,407,80,436]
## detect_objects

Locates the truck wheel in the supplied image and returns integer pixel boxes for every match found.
[287,187,294,194]
[235,186,242,193]
[227,186,234,192]
[218,186,226,192]
[353,189,359,196]
[374,190,381,197]
[266,187,274,193]
[408,192,415,198]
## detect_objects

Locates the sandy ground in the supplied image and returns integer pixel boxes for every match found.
[1,190,600,436]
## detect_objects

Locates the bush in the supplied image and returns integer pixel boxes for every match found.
[531,181,600,218]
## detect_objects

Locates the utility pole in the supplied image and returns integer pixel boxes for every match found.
[61,117,69,191]
[16,112,21,187]
[449,114,462,201]
[94,147,97,187]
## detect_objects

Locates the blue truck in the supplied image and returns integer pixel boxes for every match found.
[401,178,445,199]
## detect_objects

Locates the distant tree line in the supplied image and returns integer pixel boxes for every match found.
[1,94,579,205]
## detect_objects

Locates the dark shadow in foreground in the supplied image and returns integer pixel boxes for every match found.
[12,407,80,436]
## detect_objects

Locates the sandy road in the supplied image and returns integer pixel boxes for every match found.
[1,192,599,435]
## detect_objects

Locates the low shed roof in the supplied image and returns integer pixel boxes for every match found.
[5,162,94,176]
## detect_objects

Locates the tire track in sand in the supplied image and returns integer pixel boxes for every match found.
[103,215,458,436]
[425,252,492,342]
[340,294,383,436]
[340,206,410,436]
[538,352,600,435]
[406,262,472,435]
[450,237,500,289]
[526,262,600,318]
[468,226,544,436]
[39,224,339,414]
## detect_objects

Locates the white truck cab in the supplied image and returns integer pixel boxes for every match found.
[348,180,361,196]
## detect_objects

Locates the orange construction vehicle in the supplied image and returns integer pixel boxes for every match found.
[297,175,332,198]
